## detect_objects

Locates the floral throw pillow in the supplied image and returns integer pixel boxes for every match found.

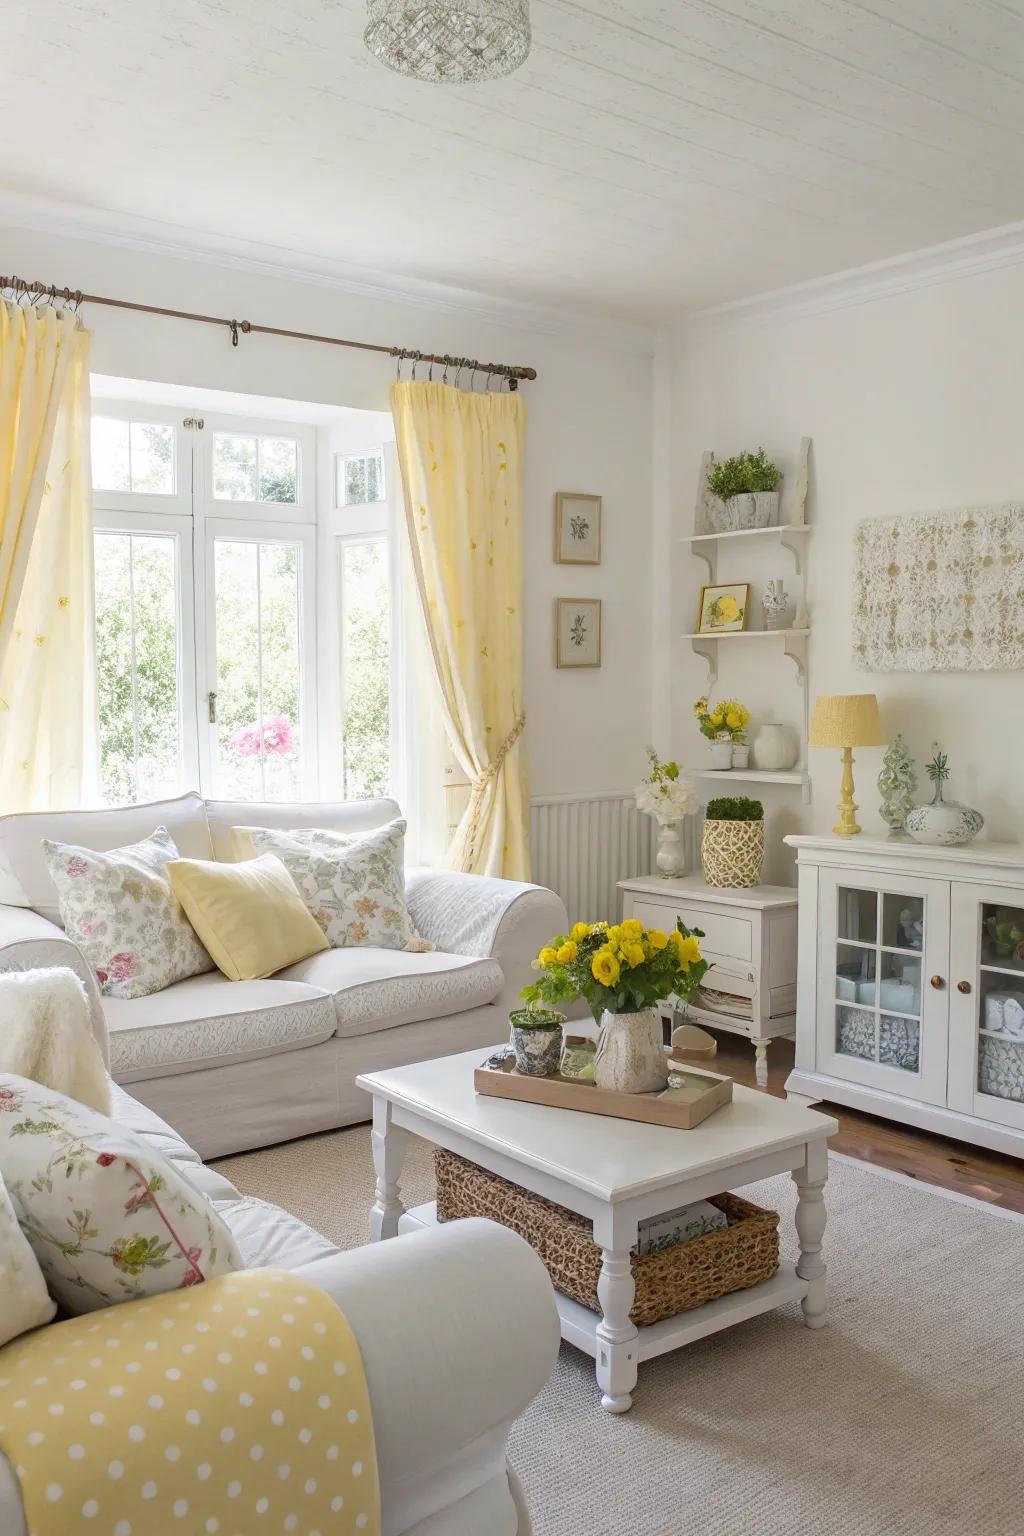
[0,1075,241,1314]
[43,826,214,1000]
[0,1168,56,1345]
[237,819,431,952]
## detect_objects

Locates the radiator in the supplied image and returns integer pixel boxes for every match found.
[529,792,658,921]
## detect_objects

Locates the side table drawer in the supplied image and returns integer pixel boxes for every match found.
[629,899,752,963]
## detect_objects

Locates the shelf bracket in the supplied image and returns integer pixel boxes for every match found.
[690,638,718,688]
[782,631,808,685]
[690,546,714,582]
[778,529,805,576]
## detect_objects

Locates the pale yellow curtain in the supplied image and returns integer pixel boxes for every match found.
[391,380,528,879]
[0,300,96,811]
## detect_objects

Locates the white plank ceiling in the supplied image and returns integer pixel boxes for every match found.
[4,0,1024,322]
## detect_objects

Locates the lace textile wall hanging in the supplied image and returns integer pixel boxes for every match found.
[853,504,1024,672]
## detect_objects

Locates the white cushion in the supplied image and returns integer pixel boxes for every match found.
[0,1168,55,1345]
[206,796,401,862]
[109,1081,203,1167]
[0,792,212,924]
[277,946,504,1038]
[0,1074,241,1313]
[105,973,337,1080]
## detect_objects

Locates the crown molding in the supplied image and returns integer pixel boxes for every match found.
[677,219,1024,337]
[0,191,655,357]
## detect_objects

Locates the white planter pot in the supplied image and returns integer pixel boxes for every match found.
[752,490,779,527]
[731,744,750,769]
[710,737,734,770]
[732,493,757,529]
[655,821,687,878]
[752,722,798,772]
[595,1009,668,1094]
[708,496,739,532]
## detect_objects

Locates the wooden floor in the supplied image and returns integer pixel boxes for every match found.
[710,1030,1024,1215]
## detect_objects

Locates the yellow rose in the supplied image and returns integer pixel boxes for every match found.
[647,928,669,951]
[570,922,590,943]
[537,946,558,967]
[556,941,578,964]
[605,925,622,947]
[620,918,643,942]
[591,948,620,987]
[725,708,741,729]
[672,933,702,970]
[621,941,646,968]
[709,711,724,728]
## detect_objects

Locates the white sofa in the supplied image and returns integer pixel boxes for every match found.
[0,792,567,1158]
[0,1077,561,1536]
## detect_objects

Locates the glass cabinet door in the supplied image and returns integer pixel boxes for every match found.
[949,887,1024,1131]
[817,870,949,1104]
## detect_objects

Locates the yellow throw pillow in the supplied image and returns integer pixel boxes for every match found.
[167,853,329,981]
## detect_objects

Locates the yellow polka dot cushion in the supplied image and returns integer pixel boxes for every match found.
[0,1267,380,1536]
[0,1075,241,1313]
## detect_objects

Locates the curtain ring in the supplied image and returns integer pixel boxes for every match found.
[443,354,451,384]
[411,354,417,380]
[229,319,240,347]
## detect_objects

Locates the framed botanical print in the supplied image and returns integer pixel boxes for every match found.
[555,598,602,668]
[695,582,750,634]
[555,492,601,565]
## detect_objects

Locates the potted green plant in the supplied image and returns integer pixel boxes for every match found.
[701,797,765,887]
[706,448,781,531]
[508,1006,566,1076]
[520,919,709,1094]
[693,696,751,770]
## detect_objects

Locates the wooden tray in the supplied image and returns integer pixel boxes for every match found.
[474,1055,732,1129]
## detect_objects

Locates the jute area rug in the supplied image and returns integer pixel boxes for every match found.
[215,1129,1024,1536]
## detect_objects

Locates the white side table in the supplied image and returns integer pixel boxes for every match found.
[619,875,798,1086]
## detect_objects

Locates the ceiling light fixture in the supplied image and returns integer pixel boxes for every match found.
[364,0,531,84]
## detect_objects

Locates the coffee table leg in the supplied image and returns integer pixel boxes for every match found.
[793,1139,828,1329]
[370,1096,409,1242]
[593,1210,639,1413]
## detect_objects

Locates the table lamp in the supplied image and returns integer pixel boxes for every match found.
[809,694,885,837]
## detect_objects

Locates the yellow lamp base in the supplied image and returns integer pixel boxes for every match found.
[832,745,862,836]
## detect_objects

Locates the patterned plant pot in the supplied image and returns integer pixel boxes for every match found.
[732,493,757,529]
[752,490,779,527]
[701,818,765,888]
[509,1010,564,1076]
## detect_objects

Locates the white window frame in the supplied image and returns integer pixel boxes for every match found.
[335,449,387,510]
[196,414,316,526]
[89,400,192,517]
[199,518,319,801]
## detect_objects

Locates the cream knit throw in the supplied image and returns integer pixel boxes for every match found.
[0,966,111,1113]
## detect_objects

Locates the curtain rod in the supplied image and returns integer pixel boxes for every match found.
[0,274,537,389]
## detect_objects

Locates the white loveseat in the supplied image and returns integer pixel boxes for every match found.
[0,793,566,1158]
[0,1077,561,1536]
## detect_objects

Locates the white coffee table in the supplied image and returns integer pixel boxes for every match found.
[357,1048,838,1414]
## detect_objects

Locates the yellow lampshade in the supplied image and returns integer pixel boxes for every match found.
[809,694,885,749]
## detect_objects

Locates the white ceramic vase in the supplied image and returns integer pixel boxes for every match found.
[656,822,687,878]
[710,735,734,769]
[752,722,798,772]
[595,1009,668,1095]
[905,785,984,847]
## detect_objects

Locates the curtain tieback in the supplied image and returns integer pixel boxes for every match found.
[470,712,525,796]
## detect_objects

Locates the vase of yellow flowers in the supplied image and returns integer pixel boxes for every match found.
[694,695,751,772]
[520,919,709,1095]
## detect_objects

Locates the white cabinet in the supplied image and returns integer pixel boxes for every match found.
[619,875,798,1087]
[786,835,1024,1158]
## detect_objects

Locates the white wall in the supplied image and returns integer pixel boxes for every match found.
[667,262,1024,882]
[2,222,655,801]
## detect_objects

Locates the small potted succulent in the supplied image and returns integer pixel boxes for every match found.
[701,796,765,888]
[706,448,782,531]
[508,1005,565,1076]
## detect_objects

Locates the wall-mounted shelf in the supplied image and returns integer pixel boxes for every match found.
[685,628,808,687]
[685,766,811,802]
[680,527,811,545]
[680,524,811,581]
[681,628,810,641]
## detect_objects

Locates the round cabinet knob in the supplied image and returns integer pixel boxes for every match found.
[930,975,945,990]
[957,980,972,995]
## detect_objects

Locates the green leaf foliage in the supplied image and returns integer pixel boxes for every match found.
[705,796,764,821]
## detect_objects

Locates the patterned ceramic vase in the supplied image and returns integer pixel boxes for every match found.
[594,1009,669,1095]
[701,817,765,887]
[509,1011,564,1076]
[905,782,984,847]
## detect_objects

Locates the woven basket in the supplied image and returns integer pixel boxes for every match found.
[435,1148,779,1327]
[701,817,765,888]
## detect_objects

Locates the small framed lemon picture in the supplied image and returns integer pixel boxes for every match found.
[696,582,750,634]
